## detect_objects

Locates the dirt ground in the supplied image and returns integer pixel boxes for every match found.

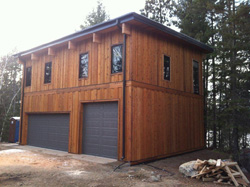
[0,143,249,187]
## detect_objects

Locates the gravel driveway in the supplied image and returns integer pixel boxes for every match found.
[0,143,242,187]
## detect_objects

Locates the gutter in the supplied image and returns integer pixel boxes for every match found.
[14,12,213,58]
[132,13,213,53]
[14,13,135,57]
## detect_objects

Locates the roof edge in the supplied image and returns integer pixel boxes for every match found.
[132,13,213,53]
[14,12,213,57]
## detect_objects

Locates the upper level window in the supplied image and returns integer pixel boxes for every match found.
[163,55,170,81]
[44,62,52,84]
[111,44,123,74]
[79,53,89,78]
[26,67,32,87]
[193,60,199,94]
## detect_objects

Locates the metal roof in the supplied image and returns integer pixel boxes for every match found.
[14,12,213,57]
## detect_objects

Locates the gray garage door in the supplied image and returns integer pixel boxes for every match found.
[82,102,118,159]
[27,114,69,152]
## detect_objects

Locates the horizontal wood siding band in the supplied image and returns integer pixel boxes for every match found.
[127,81,203,99]
[24,82,123,96]
[25,111,71,114]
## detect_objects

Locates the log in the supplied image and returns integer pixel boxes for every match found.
[216,159,221,167]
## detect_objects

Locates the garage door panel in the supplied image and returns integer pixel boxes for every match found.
[102,129,117,136]
[82,102,118,159]
[85,128,100,135]
[102,147,117,157]
[27,114,69,152]
[85,121,101,127]
[101,138,117,146]
[103,112,118,118]
[85,137,100,144]
[103,121,117,128]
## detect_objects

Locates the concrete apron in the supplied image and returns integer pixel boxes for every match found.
[0,143,116,164]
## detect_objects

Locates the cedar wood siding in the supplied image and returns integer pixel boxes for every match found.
[129,27,205,162]
[21,29,131,160]
[20,24,205,162]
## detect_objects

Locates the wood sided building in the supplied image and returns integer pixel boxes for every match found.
[15,12,213,164]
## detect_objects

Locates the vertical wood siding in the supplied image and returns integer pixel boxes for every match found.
[21,85,132,160]
[130,86,204,161]
[129,27,205,162]
[24,30,125,94]
[130,27,203,94]
[20,25,205,162]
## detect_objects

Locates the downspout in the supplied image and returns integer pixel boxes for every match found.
[121,33,127,160]
[20,60,26,144]
[116,19,127,160]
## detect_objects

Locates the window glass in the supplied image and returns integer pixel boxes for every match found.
[164,55,170,81]
[193,60,199,94]
[26,67,32,87]
[111,45,123,74]
[79,53,89,78]
[44,62,52,84]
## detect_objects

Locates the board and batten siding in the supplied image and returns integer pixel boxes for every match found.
[23,29,131,93]
[22,85,133,160]
[130,27,203,94]
[21,29,133,160]
[127,26,205,162]
[20,24,205,163]
[129,85,204,162]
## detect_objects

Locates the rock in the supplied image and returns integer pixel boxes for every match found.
[179,161,198,177]
[148,175,161,182]
[239,149,250,173]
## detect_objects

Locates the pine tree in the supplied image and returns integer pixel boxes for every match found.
[214,0,250,158]
[173,0,213,43]
[0,52,21,142]
[80,1,110,29]
[141,0,250,156]
[140,0,173,26]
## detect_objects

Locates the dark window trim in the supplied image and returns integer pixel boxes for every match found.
[44,61,52,84]
[25,66,32,87]
[79,52,89,80]
[163,54,171,81]
[111,44,123,74]
[192,59,200,95]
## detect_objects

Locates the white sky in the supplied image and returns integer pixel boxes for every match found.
[0,0,145,57]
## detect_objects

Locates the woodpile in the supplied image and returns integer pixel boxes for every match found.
[191,159,250,186]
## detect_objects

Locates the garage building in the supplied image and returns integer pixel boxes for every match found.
[15,12,213,164]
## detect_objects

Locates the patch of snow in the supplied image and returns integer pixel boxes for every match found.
[0,149,25,154]
[64,170,89,177]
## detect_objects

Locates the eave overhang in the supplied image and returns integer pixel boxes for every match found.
[14,12,213,58]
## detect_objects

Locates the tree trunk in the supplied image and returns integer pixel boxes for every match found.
[228,0,239,161]
[203,58,209,147]
[211,13,217,149]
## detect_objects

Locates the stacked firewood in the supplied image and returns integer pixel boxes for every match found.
[191,159,250,186]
